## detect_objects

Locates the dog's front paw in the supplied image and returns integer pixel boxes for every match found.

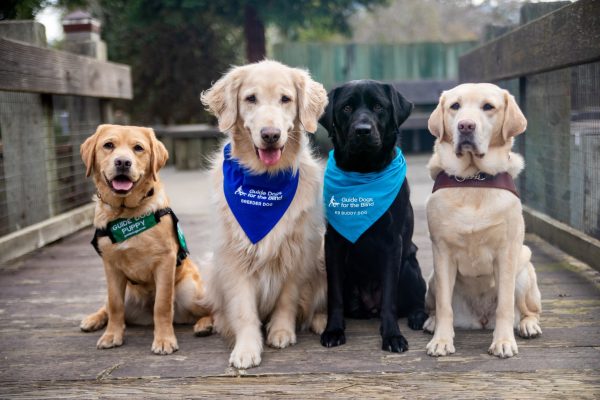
[518,316,542,339]
[426,336,455,356]
[382,334,408,353]
[229,341,262,369]
[152,335,179,355]
[488,337,518,358]
[267,328,297,349]
[320,328,346,348]
[423,316,436,334]
[408,310,428,330]
[96,330,124,349]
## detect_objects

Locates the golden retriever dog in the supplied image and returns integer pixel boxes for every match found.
[79,124,213,355]
[423,83,542,358]
[200,60,328,369]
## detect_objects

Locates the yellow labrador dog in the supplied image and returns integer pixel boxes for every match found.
[79,124,212,355]
[424,83,542,358]
[201,60,328,369]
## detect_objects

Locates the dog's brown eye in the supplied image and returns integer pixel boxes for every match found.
[450,102,460,110]
[103,142,114,150]
[245,95,257,103]
[281,95,291,103]
[373,104,383,112]
[483,103,495,111]
[343,105,353,113]
[134,144,144,152]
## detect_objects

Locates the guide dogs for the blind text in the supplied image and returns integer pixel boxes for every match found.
[424,83,542,358]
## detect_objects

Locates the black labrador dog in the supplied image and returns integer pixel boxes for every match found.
[319,80,427,352]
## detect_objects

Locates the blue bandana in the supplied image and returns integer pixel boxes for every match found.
[223,143,299,244]
[324,147,406,243]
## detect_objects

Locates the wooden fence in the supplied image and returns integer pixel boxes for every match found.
[459,0,600,268]
[0,22,131,238]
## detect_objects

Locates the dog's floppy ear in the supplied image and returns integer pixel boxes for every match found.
[81,124,106,177]
[293,69,328,133]
[318,87,340,135]
[428,92,446,140]
[201,65,246,133]
[145,128,168,181]
[386,84,413,127]
[502,90,527,141]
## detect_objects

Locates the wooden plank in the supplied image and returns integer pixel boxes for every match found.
[1,159,599,396]
[400,113,429,130]
[153,124,223,139]
[2,371,600,399]
[0,91,52,232]
[0,37,132,99]
[459,0,600,82]
[392,80,457,105]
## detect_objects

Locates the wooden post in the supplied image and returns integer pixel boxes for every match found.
[0,21,53,230]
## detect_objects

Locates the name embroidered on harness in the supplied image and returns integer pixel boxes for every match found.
[109,212,158,242]
[91,208,190,266]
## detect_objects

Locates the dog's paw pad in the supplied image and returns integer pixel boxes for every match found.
[518,317,542,339]
[382,334,408,353]
[488,338,518,358]
[426,337,455,357]
[96,332,124,349]
[194,316,214,337]
[229,344,262,369]
[151,336,179,355]
[320,328,346,348]
[408,310,428,331]
[267,329,296,349]
[423,316,436,334]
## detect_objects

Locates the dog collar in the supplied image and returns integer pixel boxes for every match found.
[432,172,519,198]
[324,147,407,243]
[91,207,189,267]
[222,143,299,244]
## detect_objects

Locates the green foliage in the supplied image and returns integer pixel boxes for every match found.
[1,0,47,19]
[196,0,388,40]
[96,0,242,124]
[1,0,86,20]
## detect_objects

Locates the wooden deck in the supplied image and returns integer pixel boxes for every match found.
[1,155,599,398]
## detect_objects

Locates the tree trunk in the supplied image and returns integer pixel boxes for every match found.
[244,3,266,62]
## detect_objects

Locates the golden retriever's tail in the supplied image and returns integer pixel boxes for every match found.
[80,306,108,332]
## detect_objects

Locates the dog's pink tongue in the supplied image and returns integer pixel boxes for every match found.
[258,148,282,166]
[112,179,133,191]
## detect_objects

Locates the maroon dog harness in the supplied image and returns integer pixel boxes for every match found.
[432,172,520,198]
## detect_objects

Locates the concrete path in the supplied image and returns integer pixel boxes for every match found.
[1,155,599,398]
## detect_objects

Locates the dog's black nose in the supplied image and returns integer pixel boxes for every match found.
[355,123,372,136]
[114,157,132,170]
[260,127,281,144]
[458,119,476,135]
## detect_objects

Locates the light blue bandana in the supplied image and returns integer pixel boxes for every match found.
[323,147,407,243]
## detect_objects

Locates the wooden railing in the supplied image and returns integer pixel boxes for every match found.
[458,0,600,269]
[0,21,131,240]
